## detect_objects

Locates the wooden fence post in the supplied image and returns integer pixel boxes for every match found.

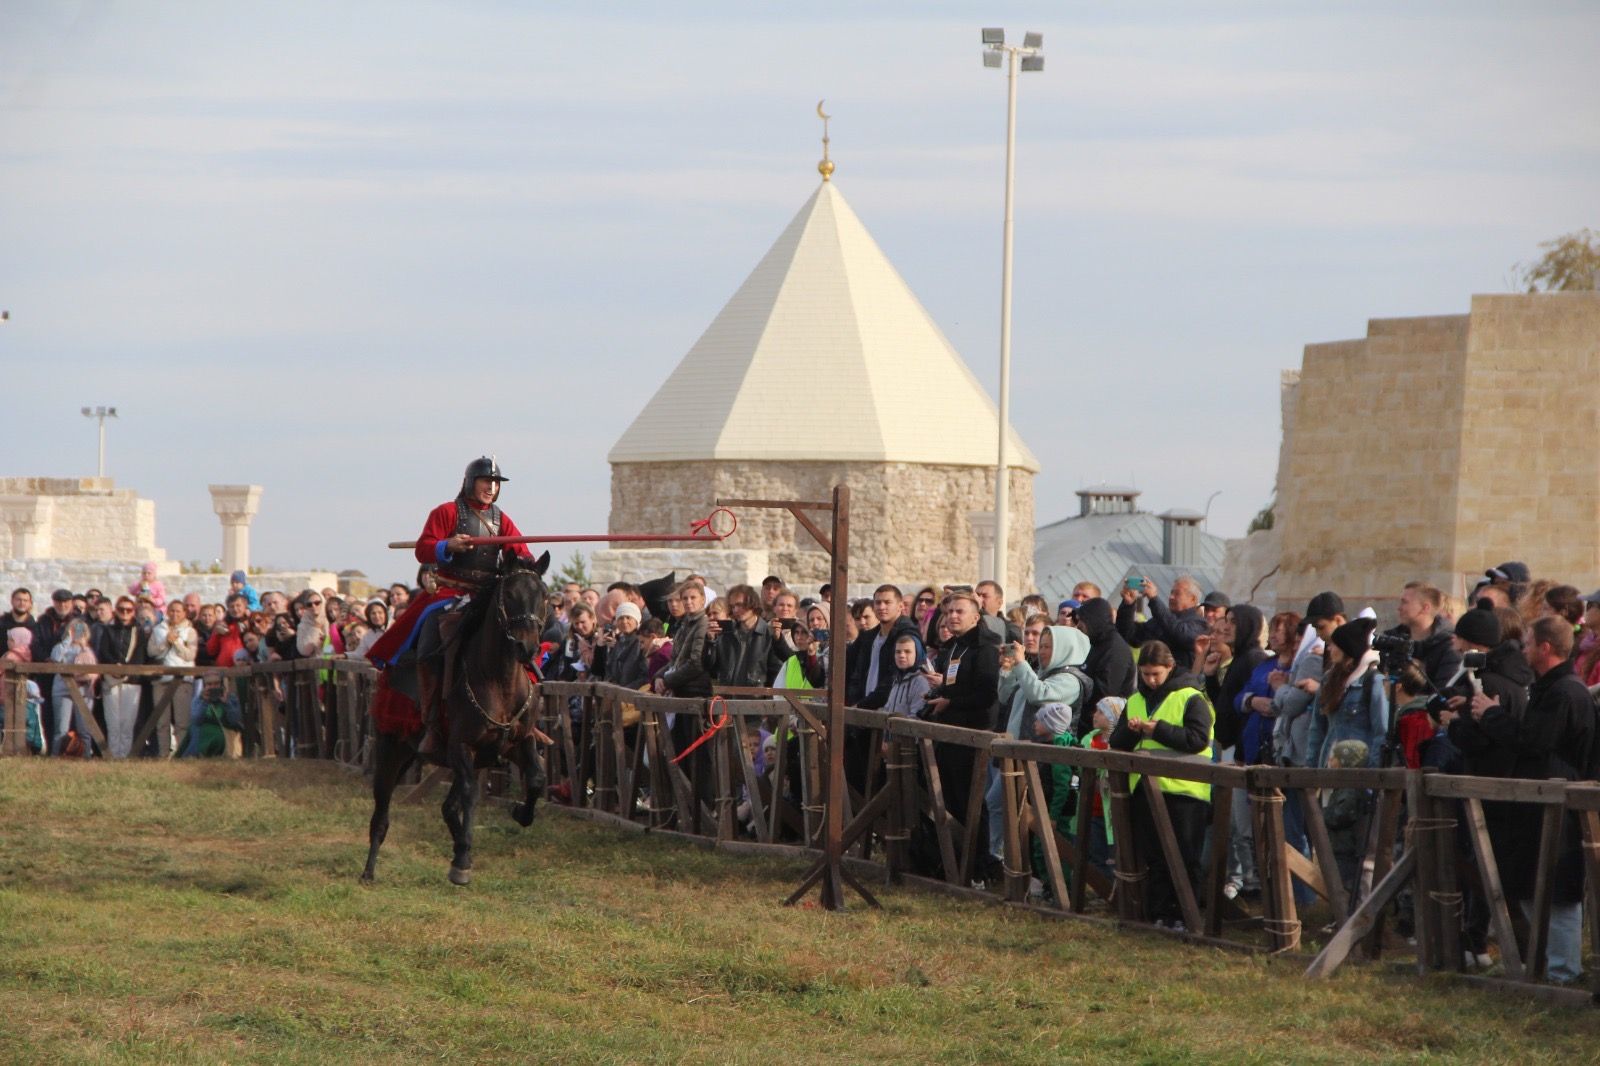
[1405,769,1440,972]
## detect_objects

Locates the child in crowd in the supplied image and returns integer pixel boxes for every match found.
[1322,739,1372,898]
[883,633,931,716]
[1078,696,1122,885]
[180,672,242,758]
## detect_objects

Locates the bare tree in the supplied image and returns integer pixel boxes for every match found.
[1514,228,1600,292]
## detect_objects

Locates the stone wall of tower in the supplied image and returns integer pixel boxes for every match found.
[1275,292,1600,612]
[598,460,1034,594]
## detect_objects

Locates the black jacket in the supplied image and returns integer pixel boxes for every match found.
[1447,640,1535,778]
[1382,616,1462,695]
[95,621,149,669]
[1211,604,1269,751]
[925,624,999,731]
[593,634,649,690]
[710,618,788,689]
[857,616,920,710]
[1116,597,1208,672]
[661,611,712,697]
[1076,598,1134,732]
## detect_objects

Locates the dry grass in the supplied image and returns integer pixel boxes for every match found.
[0,758,1595,1064]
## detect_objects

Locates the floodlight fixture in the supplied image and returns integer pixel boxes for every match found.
[982,50,1002,68]
[1020,55,1044,72]
[1023,31,1043,49]
[81,404,119,477]
[982,27,1004,45]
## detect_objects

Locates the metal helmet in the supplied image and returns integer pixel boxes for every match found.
[460,456,509,499]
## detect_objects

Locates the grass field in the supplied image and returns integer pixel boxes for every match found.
[1,759,1597,1064]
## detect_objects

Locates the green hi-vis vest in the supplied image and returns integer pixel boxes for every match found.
[780,656,814,692]
[1126,686,1213,802]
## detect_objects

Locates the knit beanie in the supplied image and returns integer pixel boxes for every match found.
[1330,739,1369,769]
[1035,702,1074,738]
[614,602,641,624]
[1454,603,1501,648]
[1330,617,1376,663]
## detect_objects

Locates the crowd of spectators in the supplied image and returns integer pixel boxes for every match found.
[5,553,1597,984]
[0,565,433,759]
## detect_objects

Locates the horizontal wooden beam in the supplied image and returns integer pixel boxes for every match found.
[1425,775,1570,805]
[715,497,835,511]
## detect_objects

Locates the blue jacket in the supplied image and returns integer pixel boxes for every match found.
[1306,660,1388,768]
[1233,656,1282,765]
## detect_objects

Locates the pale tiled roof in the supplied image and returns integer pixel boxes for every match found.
[608,181,1038,470]
[1033,510,1227,603]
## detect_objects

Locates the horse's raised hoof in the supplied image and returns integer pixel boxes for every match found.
[448,865,472,886]
[511,800,537,827]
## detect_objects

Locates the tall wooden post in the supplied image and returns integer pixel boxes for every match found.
[820,483,849,909]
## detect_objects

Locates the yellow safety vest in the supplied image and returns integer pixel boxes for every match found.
[1126,686,1213,802]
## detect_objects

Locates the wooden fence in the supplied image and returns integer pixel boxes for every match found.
[1,658,377,769]
[4,665,1595,1002]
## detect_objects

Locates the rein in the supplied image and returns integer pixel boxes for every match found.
[461,568,547,740]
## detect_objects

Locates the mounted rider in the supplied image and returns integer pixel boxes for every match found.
[367,457,535,755]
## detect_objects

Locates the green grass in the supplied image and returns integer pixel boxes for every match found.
[0,759,1595,1064]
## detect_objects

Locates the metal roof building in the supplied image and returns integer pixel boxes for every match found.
[1034,486,1227,602]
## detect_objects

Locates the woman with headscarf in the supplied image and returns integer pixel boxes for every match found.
[49,618,99,757]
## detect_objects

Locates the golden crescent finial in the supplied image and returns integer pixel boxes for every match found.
[816,99,834,181]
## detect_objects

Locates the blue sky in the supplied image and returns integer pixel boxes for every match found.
[2,1,1596,583]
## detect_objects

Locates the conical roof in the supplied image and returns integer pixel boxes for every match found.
[608,181,1039,471]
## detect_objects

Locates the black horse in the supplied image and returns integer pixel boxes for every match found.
[362,551,551,885]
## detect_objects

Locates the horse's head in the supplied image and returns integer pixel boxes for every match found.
[494,550,551,662]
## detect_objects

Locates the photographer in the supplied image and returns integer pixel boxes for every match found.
[592,602,649,690]
[1382,583,1461,693]
[707,584,788,688]
[1115,575,1208,671]
[1444,603,1533,777]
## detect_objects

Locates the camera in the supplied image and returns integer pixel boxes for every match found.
[1372,632,1413,672]
[1461,651,1487,671]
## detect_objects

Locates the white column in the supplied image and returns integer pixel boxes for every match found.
[968,510,996,584]
[0,495,55,557]
[208,485,263,574]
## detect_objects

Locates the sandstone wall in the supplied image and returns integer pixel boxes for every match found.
[0,477,170,565]
[608,460,1034,593]
[1450,294,1600,584]
[1276,293,1600,611]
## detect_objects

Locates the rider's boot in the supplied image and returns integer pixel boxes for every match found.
[416,658,443,756]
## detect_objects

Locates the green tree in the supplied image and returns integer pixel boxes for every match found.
[1514,228,1600,292]
[554,550,590,589]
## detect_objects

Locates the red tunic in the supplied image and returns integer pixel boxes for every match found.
[366,499,534,668]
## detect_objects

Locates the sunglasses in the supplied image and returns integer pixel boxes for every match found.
[116,607,135,615]
[915,597,935,606]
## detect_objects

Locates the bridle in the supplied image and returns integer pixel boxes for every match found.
[493,568,547,663]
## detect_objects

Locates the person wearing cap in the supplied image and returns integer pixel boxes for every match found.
[30,589,82,734]
[760,575,785,611]
[1116,574,1209,672]
[1055,599,1079,627]
[226,570,261,612]
[1301,591,1347,643]
[1200,590,1231,629]
[1483,561,1531,604]
[1306,617,1387,768]
[365,457,542,756]
[1381,583,1461,694]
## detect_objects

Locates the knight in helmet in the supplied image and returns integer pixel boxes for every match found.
[367,457,536,756]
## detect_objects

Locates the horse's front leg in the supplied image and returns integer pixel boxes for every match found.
[441,746,478,886]
[362,732,414,882]
[510,733,545,827]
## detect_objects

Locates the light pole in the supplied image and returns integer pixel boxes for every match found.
[81,405,118,478]
[1204,490,1223,529]
[982,28,1043,594]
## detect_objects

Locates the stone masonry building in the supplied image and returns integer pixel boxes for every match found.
[1226,292,1600,613]
[593,173,1037,595]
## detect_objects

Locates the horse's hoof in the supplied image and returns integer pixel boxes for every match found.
[512,801,537,827]
[359,871,375,884]
[448,866,472,886]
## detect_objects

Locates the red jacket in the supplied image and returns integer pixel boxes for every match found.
[414,499,534,570]
[207,621,247,667]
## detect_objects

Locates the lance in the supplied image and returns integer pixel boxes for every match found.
[387,507,737,550]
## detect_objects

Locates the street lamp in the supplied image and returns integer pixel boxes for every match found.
[982,28,1043,595]
[81,405,118,478]
[1204,490,1223,529]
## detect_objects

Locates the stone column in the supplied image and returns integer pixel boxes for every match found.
[0,495,55,557]
[967,510,996,583]
[208,485,263,574]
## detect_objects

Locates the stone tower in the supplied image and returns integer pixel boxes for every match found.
[592,178,1038,595]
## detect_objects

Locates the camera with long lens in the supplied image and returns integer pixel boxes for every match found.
[1372,632,1414,672]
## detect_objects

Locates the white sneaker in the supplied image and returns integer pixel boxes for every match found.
[1223,882,1240,901]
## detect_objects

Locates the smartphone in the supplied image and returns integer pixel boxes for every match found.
[1125,577,1143,591]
